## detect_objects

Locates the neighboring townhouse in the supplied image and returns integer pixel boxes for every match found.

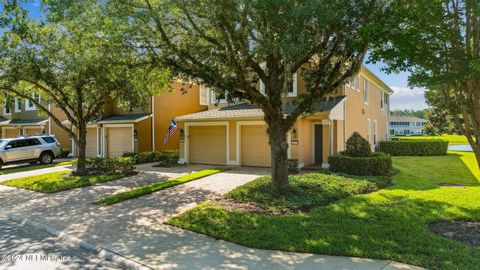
[174,66,392,168]
[389,116,427,136]
[0,95,70,148]
[68,82,207,158]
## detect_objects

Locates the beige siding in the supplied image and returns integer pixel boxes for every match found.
[241,125,271,167]
[24,127,44,136]
[189,126,226,165]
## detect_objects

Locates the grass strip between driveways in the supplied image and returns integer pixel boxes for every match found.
[0,170,125,193]
[0,160,73,175]
[95,168,229,206]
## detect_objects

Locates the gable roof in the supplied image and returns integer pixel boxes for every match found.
[1,119,49,126]
[390,116,427,122]
[97,113,151,124]
[175,96,346,121]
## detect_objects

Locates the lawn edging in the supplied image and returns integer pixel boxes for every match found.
[94,168,229,206]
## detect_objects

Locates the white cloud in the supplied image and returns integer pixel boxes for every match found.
[390,86,429,110]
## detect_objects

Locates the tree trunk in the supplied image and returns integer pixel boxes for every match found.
[75,125,88,176]
[268,121,289,192]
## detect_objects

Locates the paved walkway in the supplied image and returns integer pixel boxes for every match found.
[0,165,424,269]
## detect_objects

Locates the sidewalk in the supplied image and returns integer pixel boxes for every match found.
[0,166,424,269]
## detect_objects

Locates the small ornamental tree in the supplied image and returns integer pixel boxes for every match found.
[344,132,372,157]
[113,0,392,191]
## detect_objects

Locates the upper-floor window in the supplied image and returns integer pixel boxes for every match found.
[380,90,384,110]
[259,72,297,97]
[363,79,369,104]
[199,86,209,105]
[4,99,11,115]
[14,98,22,112]
[26,93,40,111]
[211,88,228,103]
[348,75,360,91]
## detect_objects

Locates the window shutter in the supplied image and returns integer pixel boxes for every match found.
[199,86,209,105]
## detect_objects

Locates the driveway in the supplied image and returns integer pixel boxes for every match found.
[0,165,421,269]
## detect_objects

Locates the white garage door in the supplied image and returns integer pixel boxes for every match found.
[107,127,133,158]
[189,126,227,165]
[241,125,271,167]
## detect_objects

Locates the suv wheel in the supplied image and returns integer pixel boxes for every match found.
[39,152,54,165]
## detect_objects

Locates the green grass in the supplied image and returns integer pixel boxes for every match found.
[392,134,468,145]
[0,170,125,193]
[95,168,229,206]
[226,173,388,213]
[0,161,73,175]
[168,152,480,270]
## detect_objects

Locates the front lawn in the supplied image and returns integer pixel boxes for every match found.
[225,173,388,213]
[0,161,73,175]
[95,168,228,206]
[0,170,125,193]
[392,134,468,145]
[169,152,480,270]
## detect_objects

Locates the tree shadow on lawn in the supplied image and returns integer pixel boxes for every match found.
[390,153,480,191]
[176,193,480,269]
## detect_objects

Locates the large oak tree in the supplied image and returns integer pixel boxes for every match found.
[0,0,168,174]
[114,0,391,190]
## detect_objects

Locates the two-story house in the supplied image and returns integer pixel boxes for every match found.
[0,95,69,148]
[67,81,207,158]
[174,66,392,168]
[389,116,427,136]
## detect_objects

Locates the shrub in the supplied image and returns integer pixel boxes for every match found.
[58,148,71,158]
[158,151,180,165]
[328,152,392,176]
[344,132,372,157]
[135,151,161,164]
[379,140,448,156]
[287,159,299,174]
[85,157,135,175]
[122,152,137,158]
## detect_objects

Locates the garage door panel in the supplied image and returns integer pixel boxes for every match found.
[4,129,19,138]
[189,126,226,165]
[85,128,97,157]
[24,128,44,136]
[107,127,133,158]
[241,125,271,167]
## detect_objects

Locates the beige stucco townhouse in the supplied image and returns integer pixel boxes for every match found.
[174,66,392,168]
[0,95,69,148]
[66,81,207,158]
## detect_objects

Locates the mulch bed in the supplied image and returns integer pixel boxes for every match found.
[429,220,480,246]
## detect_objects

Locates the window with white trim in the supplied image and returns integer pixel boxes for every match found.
[259,72,297,97]
[373,120,378,146]
[363,79,369,104]
[199,86,209,105]
[211,88,227,103]
[349,75,360,91]
[14,98,22,112]
[380,89,384,110]
[26,93,40,110]
[367,119,371,144]
[4,99,11,115]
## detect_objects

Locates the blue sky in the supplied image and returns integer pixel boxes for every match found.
[4,2,428,111]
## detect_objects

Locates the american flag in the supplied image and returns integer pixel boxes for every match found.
[163,119,179,144]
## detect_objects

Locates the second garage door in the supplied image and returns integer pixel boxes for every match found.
[189,126,226,165]
[24,127,44,136]
[85,127,98,157]
[107,127,133,158]
[241,125,271,167]
[4,128,20,138]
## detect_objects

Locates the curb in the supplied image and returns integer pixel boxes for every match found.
[0,208,152,270]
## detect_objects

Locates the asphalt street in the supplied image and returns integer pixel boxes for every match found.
[0,216,120,270]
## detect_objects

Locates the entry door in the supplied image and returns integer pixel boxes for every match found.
[314,125,323,164]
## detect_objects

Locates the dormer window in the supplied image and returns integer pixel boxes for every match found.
[26,93,40,111]
[4,99,11,115]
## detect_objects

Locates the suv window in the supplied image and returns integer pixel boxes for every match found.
[26,138,42,146]
[41,136,56,144]
[7,139,28,148]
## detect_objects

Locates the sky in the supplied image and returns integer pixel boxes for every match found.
[3,2,428,111]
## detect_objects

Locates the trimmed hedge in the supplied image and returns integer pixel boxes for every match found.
[84,157,135,175]
[328,152,392,176]
[122,151,180,165]
[379,140,448,156]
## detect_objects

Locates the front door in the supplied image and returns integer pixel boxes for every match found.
[314,124,323,165]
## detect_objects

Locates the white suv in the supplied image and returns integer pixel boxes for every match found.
[0,136,62,169]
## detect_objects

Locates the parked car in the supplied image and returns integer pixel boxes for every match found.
[0,136,62,169]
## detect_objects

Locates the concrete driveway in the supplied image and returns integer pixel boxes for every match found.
[0,164,422,269]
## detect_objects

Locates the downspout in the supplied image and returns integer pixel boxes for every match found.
[151,96,155,151]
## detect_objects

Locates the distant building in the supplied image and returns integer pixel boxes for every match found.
[389,116,427,136]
